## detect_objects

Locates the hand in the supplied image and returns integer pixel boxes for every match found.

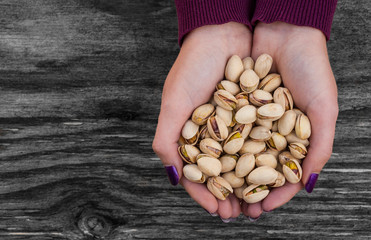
[153,22,252,220]
[242,22,339,219]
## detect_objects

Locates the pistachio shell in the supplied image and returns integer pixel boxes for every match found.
[269,171,285,187]
[191,104,215,125]
[258,73,282,92]
[220,154,238,173]
[272,120,278,132]
[257,103,284,121]
[235,105,257,124]
[254,53,273,79]
[242,184,270,203]
[289,142,307,159]
[266,132,287,151]
[247,166,278,185]
[242,57,254,70]
[178,135,187,146]
[255,153,277,168]
[178,144,201,164]
[199,125,211,140]
[214,90,238,110]
[223,131,244,154]
[278,151,298,165]
[234,183,248,199]
[283,159,302,184]
[278,110,296,136]
[265,148,280,159]
[199,138,223,158]
[293,108,304,116]
[225,55,244,83]
[183,164,206,183]
[239,140,266,155]
[285,131,310,146]
[207,176,233,200]
[181,120,199,145]
[222,171,245,188]
[295,114,311,139]
[216,106,234,127]
[273,87,294,111]
[235,153,256,177]
[249,126,272,141]
[235,92,250,111]
[207,115,229,141]
[233,123,253,139]
[216,80,241,95]
[197,156,222,176]
[209,94,218,106]
[255,118,273,130]
[249,90,273,107]
[239,69,259,93]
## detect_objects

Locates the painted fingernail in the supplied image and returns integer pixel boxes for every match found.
[203,208,218,217]
[220,217,236,223]
[164,165,179,186]
[248,216,260,222]
[305,173,319,193]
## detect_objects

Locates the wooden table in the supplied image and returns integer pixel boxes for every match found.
[0,0,370,239]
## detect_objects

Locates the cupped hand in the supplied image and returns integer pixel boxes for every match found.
[152,22,252,220]
[243,22,339,219]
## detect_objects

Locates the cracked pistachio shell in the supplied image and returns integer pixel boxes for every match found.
[240,69,259,93]
[191,104,215,125]
[216,106,234,127]
[257,103,285,121]
[235,153,255,178]
[234,183,248,199]
[278,151,299,165]
[207,176,233,200]
[197,155,222,177]
[269,171,285,187]
[216,80,241,96]
[233,123,253,140]
[272,120,278,132]
[249,126,272,141]
[273,87,294,111]
[283,159,302,184]
[199,125,211,140]
[247,166,278,185]
[222,171,245,188]
[255,153,277,169]
[223,131,244,154]
[178,135,187,146]
[258,73,282,92]
[220,154,238,173]
[278,110,296,136]
[289,142,307,159]
[199,138,223,158]
[249,90,273,107]
[243,184,270,203]
[286,131,310,146]
[181,120,199,145]
[214,90,238,111]
[207,115,229,141]
[235,92,250,111]
[255,118,273,130]
[265,148,280,159]
[239,140,266,155]
[178,144,201,164]
[242,57,254,70]
[266,132,287,151]
[183,164,206,183]
[295,114,311,139]
[225,55,244,83]
[235,105,257,124]
[254,54,273,79]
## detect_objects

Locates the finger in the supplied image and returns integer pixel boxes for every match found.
[217,198,233,220]
[245,202,263,220]
[262,182,303,211]
[228,194,242,218]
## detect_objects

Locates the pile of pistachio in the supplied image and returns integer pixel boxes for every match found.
[178,54,311,204]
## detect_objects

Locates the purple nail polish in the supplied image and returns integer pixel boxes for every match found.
[305,173,319,193]
[221,217,235,223]
[203,208,218,217]
[248,216,260,222]
[165,166,179,186]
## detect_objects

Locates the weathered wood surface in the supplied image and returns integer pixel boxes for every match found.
[0,0,370,239]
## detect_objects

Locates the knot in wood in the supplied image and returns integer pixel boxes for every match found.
[78,211,112,238]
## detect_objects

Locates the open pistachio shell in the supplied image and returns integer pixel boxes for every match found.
[181,120,200,145]
[191,104,215,125]
[255,153,277,169]
[235,92,250,111]
[258,73,282,92]
[197,155,222,177]
[283,159,302,184]
[216,80,241,95]
[183,164,206,183]
[216,106,234,127]
[247,166,278,185]
[178,135,187,146]
[242,184,270,203]
[249,90,273,107]
[214,90,238,111]
[254,53,273,79]
[242,57,254,70]
[235,153,256,177]
[225,55,244,83]
[255,118,273,129]
[289,142,307,159]
[286,131,310,146]
[273,87,294,111]
[269,171,285,187]
[266,132,287,151]
[235,105,257,124]
[199,125,211,140]
[207,115,229,141]
[234,183,248,199]
[265,148,280,159]
[278,110,296,136]
[239,140,266,155]
[257,103,285,121]
[278,151,298,165]
[293,108,304,116]
[207,176,233,200]
[240,69,259,93]
[222,171,245,188]
[220,154,238,173]
[178,144,201,164]
[223,131,244,154]
[249,126,272,141]
[295,114,311,140]
[199,138,223,158]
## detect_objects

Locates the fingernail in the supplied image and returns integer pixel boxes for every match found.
[305,173,319,193]
[263,210,272,213]
[203,208,218,217]
[220,217,236,223]
[164,165,179,186]
[248,216,260,222]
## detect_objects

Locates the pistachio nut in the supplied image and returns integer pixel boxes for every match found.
[220,154,238,173]
[285,131,310,146]
[199,138,223,158]
[178,144,201,164]
[216,80,241,96]
[223,131,244,154]
[207,176,233,200]
[242,184,270,203]
[273,87,294,111]
[235,105,257,124]
[235,153,256,177]
[249,90,273,107]
[197,155,222,177]
[222,171,245,188]
[247,166,278,185]
[207,115,229,141]
[214,90,238,111]
[258,73,282,93]
[239,69,259,93]
[233,123,253,140]
[269,171,285,187]
[283,159,302,184]
[289,142,307,159]
[181,120,199,145]
[272,120,278,132]
[235,92,250,111]
[242,56,254,70]
[225,55,244,83]
[257,103,284,121]
[191,104,215,125]
[249,126,272,141]
[183,164,206,183]
[239,140,266,155]
[295,114,311,139]
[266,132,287,151]
[255,118,273,129]
[199,125,211,140]
[278,151,298,165]
[254,53,273,79]
[278,110,296,136]
[234,183,248,199]
[216,106,234,127]
[255,153,277,169]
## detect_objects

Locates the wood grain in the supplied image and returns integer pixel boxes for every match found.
[0,0,370,239]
